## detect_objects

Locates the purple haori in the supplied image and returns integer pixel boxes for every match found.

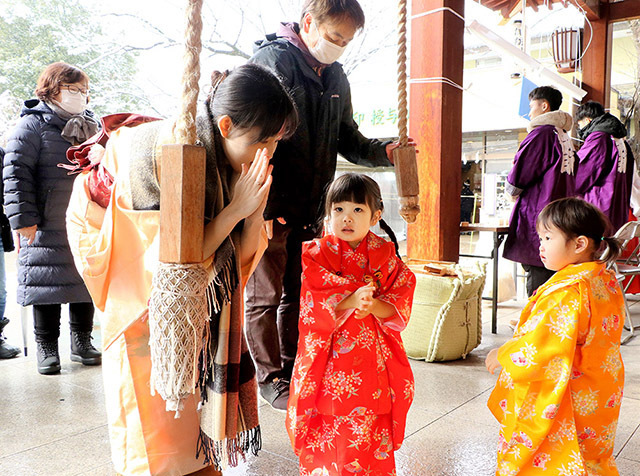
[575,131,634,233]
[503,125,574,267]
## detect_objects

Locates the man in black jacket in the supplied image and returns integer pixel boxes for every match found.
[246,0,407,410]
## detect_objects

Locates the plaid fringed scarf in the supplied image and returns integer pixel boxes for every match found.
[196,242,262,469]
[193,113,261,470]
[126,111,261,470]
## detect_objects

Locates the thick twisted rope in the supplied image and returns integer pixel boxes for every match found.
[396,0,409,148]
[174,0,204,145]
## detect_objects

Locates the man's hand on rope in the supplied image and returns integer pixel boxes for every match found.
[386,137,418,164]
[230,148,273,221]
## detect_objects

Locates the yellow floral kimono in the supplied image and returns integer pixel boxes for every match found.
[488,261,625,476]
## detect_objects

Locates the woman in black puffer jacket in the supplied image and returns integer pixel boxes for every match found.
[3,62,102,374]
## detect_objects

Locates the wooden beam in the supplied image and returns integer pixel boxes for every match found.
[581,8,612,107]
[407,0,464,262]
[609,0,640,22]
[502,1,522,20]
[573,0,600,20]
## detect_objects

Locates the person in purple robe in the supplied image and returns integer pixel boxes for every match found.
[503,86,575,297]
[575,100,634,233]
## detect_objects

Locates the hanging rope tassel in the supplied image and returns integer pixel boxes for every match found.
[394,0,421,224]
[149,262,209,415]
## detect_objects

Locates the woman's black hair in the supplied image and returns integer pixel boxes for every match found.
[576,100,606,122]
[529,86,563,112]
[536,197,621,266]
[324,173,401,258]
[205,63,298,143]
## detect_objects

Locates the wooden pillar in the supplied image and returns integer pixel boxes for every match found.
[406,0,464,262]
[581,6,611,106]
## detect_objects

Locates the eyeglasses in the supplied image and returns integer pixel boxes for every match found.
[60,84,89,96]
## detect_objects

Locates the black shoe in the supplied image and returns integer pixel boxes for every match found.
[0,318,20,359]
[37,341,61,374]
[70,331,102,366]
[259,377,290,412]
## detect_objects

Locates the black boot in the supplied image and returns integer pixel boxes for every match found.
[70,331,101,365]
[37,340,61,374]
[0,318,20,359]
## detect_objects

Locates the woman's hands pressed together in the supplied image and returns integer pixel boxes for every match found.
[230,148,272,222]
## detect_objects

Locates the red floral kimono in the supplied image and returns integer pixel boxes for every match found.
[286,232,416,476]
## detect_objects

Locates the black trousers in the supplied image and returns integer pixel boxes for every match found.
[33,302,95,343]
[522,264,555,297]
[244,221,319,385]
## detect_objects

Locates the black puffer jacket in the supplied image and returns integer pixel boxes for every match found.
[3,99,92,306]
[579,112,628,140]
[250,24,392,226]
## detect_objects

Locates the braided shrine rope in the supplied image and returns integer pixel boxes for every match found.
[396,0,409,148]
[174,0,203,145]
[149,262,210,416]
[149,0,207,417]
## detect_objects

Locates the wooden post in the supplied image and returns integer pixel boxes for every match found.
[581,8,612,106]
[158,144,206,263]
[407,0,465,262]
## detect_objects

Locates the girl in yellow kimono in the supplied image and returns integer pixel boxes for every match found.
[486,197,625,476]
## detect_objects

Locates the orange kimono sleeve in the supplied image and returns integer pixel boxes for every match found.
[492,283,582,470]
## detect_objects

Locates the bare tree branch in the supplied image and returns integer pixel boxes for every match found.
[102,12,177,44]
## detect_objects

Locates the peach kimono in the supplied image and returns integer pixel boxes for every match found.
[66,123,266,476]
[488,261,625,475]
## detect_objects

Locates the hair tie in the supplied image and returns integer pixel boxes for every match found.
[208,70,229,101]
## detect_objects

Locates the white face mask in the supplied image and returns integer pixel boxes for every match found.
[308,22,346,64]
[57,89,87,115]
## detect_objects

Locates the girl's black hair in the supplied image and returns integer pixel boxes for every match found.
[536,197,621,266]
[324,173,401,258]
[205,63,298,143]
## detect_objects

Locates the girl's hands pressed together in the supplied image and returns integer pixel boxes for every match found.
[230,148,272,221]
[485,348,501,374]
[352,283,376,319]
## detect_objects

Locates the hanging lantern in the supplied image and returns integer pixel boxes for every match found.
[551,27,582,73]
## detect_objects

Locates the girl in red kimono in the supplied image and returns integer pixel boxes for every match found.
[486,197,625,475]
[286,173,416,476]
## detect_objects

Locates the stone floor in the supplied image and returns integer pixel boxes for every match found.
[2,251,640,475]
